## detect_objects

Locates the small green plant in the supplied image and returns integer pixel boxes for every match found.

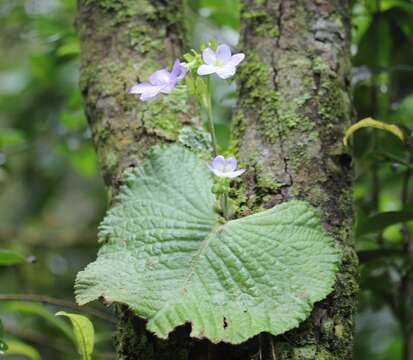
[75,42,340,344]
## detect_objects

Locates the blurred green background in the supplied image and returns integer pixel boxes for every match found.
[0,0,412,359]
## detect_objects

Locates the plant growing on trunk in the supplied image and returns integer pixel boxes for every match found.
[76,0,357,358]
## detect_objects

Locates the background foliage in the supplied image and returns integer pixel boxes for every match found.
[0,0,412,359]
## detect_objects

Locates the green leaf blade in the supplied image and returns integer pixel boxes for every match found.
[146,201,339,343]
[356,210,413,236]
[0,250,25,266]
[56,312,94,360]
[343,117,405,146]
[1,302,74,342]
[3,339,40,360]
[76,146,339,344]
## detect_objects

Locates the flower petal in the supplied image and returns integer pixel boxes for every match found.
[149,69,171,85]
[202,47,216,65]
[226,157,237,171]
[140,92,160,101]
[227,53,245,67]
[216,65,236,79]
[212,155,225,170]
[160,81,177,94]
[170,59,181,77]
[176,63,188,81]
[170,59,187,81]
[208,165,226,177]
[226,169,245,178]
[137,85,164,101]
[216,44,232,63]
[129,83,153,94]
[197,64,218,76]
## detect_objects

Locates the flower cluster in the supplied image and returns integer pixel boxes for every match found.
[129,44,245,102]
[129,42,246,182]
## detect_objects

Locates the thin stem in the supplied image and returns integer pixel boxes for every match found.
[0,293,116,324]
[382,152,413,171]
[221,193,229,220]
[205,78,218,155]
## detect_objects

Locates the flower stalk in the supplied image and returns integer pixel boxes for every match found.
[204,78,218,155]
[128,43,246,214]
[221,193,229,220]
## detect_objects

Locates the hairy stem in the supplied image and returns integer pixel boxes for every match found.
[221,193,229,220]
[204,78,218,155]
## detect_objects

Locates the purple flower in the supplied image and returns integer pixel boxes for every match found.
[129,59,187,101]
[197,44,245,79]
[208,155,245,178]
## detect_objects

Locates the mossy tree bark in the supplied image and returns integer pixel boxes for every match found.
[77,0,358,359]
[77,0,191,186]
[76,1,200,358]
[233,0,358,359]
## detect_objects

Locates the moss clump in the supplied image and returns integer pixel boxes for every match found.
[143,86,192,141]
[177,126,212,157]
[292,345,317,359]
[230,180,250,218]
[235,53,279,144]
[85,0,155,24]
[242,10,279,37]
[257,174,281,193]
[128,26,164,53]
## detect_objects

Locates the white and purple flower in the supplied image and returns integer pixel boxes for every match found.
[197,44,245,79]
[129,59,187,101]
[208,155,245,178]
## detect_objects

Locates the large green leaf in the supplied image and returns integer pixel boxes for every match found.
[75,146,339,344]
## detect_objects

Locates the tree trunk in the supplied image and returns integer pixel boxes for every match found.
[77,0,358,359]
[76,1,199,358]
[233,0,358,358]
[77,0,190,185]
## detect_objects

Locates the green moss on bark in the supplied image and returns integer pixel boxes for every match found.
[77,1,200,358]
[77,0,191,185]
[79,0,357,358]
[235,0,357,359]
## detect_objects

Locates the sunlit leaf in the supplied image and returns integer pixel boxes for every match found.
[0,249,25,266]
[75,146,339,344]
[56,311,94,360]
[344,117,405,146]
[57,39,80,57]
[3,339,41,360]
[0,129,25,148]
